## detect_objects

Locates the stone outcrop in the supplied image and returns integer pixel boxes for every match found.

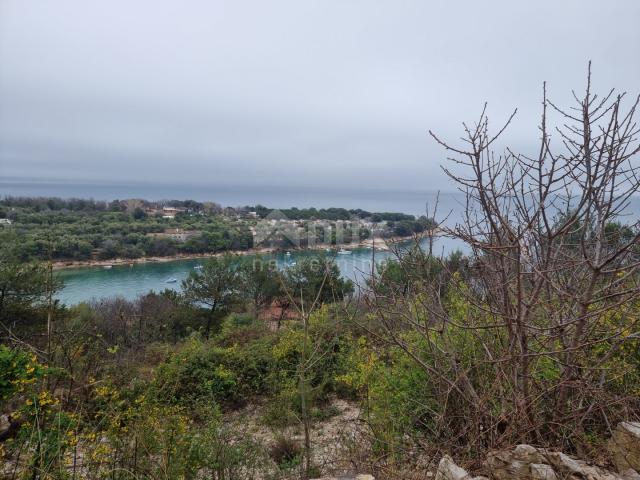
[485,444,622,480]
[437,423,640,480]
[609,422,640,474]
[313,422,640,480]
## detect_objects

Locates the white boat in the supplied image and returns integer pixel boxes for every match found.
[166,277,178,283]
[285,251,291,256]
[194,265,203,270]
[337,248,352,255]
[103,265,113,269]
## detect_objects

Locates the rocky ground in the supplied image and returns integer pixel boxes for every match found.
[227,397,372,478]
[310,422,640,480]
[6,397,638,480]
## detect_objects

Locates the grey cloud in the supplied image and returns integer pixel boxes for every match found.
[1,0,639,192]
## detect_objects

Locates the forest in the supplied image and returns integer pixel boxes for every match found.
[0,198,432,263]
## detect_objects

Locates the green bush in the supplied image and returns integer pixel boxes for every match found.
[89,395,265,479]
[154,338,241,408]
[336,335,436,457]
[153,331,280,409]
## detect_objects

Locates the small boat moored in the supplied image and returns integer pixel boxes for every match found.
[103,265,113,269]
[166,277,178,284]
[337,248,352,255]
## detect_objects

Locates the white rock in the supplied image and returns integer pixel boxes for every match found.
[622,469,640,480]
[530,463,558,480]
[435,455,488,480]
[436,455,473,480]
[487,444,628,480]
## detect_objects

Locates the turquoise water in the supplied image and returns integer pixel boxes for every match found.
[56,236,467,305]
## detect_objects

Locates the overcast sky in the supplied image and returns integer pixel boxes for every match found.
[1,1,639,192]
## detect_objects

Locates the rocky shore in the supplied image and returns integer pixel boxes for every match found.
[51,235,419,270]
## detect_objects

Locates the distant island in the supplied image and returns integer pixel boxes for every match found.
[0,196,436,267]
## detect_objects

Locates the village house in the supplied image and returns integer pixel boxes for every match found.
[162,206,186,214]
[158,206,187,219]
[144,207,164,217]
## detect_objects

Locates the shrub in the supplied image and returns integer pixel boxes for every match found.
[88,395,265,479]
[153,333,278,409]
[0,346,43,403]
[153,338,240,408]
[336,335,436,457]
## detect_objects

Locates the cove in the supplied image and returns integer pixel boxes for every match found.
[55,236,467,305]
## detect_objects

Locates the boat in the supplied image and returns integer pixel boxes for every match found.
[337,248,352,255]
[285,251,291,256]
[103,265,113,269]
[194,265,203,270]
[290,261,297,266]
[166,277,178,283]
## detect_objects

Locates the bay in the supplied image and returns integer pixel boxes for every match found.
[55,236,467,305]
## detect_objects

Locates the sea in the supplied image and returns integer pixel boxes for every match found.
[0,179,462,217]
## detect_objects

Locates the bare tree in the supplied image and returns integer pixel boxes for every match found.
[368,64,640,455]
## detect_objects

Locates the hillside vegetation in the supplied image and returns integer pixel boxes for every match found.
[0,198,433,263]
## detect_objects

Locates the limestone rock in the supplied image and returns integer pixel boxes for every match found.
[435,455,472,480]
[435,455,488,480]
[486,444,627,480]
[609,422,640,473]
[436,423,640,480]
[485,445,545,479]
[529,463,557,480]
[622,469,640,480]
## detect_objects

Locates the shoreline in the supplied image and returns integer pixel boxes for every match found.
[52,235,425,271]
